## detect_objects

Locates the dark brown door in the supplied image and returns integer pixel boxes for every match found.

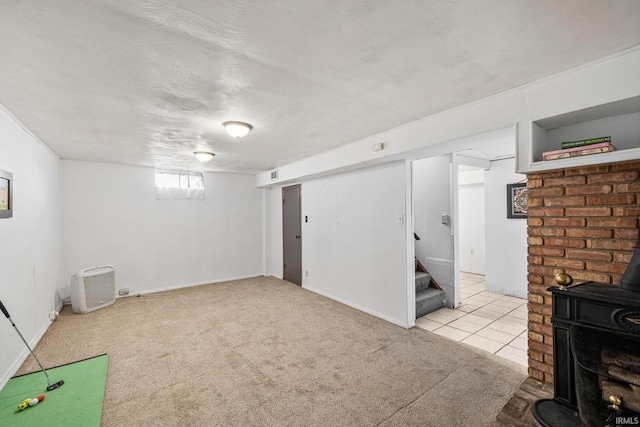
[282,185,302,285]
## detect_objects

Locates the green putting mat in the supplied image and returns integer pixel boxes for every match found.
[0,354,108,427]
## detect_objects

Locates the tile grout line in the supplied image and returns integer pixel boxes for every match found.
[418,273,528,366]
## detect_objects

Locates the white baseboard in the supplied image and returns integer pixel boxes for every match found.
[304,285,411,329]
[0,315,55,391]
[485,284,526,299]
[118,273,265,297]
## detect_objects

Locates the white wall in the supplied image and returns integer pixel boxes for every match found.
[61,161,264,296]
[0,107,63,389]
[413,156,455,307]
[302,162,409,326]
[484,158,527,298]
[265,163,410,327]
[458,169,486,275]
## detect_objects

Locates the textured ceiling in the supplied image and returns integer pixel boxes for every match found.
[1,1,640,174]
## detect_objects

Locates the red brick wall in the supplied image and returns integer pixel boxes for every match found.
[526,160,640,383]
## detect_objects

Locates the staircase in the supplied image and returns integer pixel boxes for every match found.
[414,232,445,318]
[415,270,445,318]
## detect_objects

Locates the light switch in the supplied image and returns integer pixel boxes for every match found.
[441,214,449,224]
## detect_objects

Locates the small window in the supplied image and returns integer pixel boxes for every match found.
[154,169,205,200]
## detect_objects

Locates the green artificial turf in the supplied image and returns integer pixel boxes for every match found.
[0,354,108,427]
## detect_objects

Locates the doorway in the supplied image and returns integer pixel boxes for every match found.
[282,184,302,285]
[457,164,487,306]
[411,127,519,314]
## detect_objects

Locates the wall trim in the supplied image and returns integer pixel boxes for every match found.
[0,315,55,391]
[113,274,265,296]
[304,285,412,329]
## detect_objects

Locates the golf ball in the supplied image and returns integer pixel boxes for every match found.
[28,398,39,406]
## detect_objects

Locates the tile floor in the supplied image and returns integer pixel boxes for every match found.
[415,272,529,367]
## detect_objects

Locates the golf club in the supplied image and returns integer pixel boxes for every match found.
[0,299,64,391]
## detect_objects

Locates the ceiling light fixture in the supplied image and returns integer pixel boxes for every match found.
[194,151,215,162]
[223,121,253,138]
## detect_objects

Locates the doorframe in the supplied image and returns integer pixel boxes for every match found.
[408,154,483,316]
[452,154,491,307]
[405,160,416,326]
[451,155,461,308]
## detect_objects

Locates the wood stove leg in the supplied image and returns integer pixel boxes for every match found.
[553,320,577,410]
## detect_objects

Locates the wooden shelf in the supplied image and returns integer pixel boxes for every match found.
[523,95,640,173]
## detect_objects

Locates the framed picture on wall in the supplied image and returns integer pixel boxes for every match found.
[0,169,13,219]
[507,182,527,219]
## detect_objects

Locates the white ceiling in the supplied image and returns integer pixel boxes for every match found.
[1,1,640,174]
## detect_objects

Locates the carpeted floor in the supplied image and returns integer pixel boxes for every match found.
[16,276,527,426]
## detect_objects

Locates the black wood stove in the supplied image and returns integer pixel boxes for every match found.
[532,280,640,426]
[533,229,640,427]
[532,227,640,427]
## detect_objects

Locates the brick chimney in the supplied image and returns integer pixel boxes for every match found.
[526,160,640,383]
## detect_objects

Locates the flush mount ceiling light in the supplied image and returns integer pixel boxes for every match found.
[194,151,215,162]
[223,121,253,138]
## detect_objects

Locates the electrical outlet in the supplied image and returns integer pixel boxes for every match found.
[118,288,129,296]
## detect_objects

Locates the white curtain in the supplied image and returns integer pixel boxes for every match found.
[154,169,205,200]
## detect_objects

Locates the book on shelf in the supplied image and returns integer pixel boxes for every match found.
[543,142,616,161]
[560,136,611,149]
